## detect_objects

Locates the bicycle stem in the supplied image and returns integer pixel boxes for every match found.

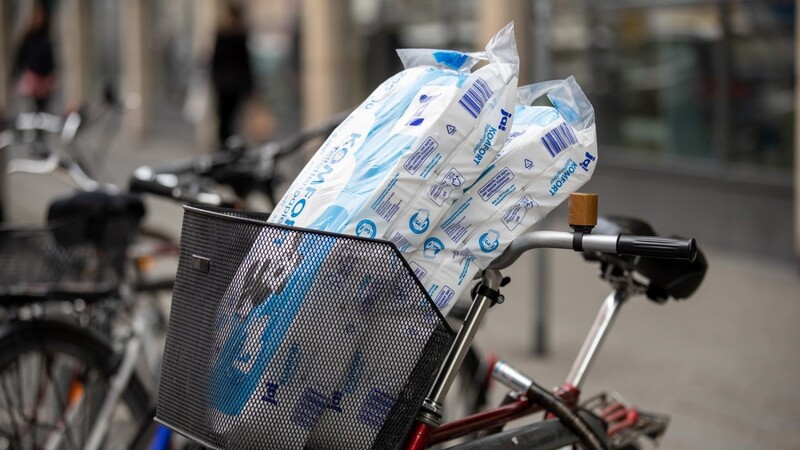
[565,289,627,389]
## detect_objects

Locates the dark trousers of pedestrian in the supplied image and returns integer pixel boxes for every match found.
[217,93,243,149]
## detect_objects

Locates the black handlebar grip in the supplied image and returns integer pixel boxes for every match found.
[129,174,177,199]
[129,173,236,207]
[617,235,697,261]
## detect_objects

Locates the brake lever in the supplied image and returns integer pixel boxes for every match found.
[8,154,60,175]
[0,130,14,149]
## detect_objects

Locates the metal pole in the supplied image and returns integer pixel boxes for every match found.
[712,0,732,164]
[534,245,550,356]
[61,0,92,110]
[476,0,531,83]
[428,269,504,407]
[418,269,504,427]
[122,0,153,137]
[795,0,800,258]
[0,0,10,222]
[300,0,352,128]
[531,0,553,357]
[532,0,552,83]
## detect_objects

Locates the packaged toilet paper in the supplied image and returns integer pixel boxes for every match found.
[213,239,381,447]
[269,23,519,237]
[408,77,598,314]
[208,230,336,439]
[207,25,521,444]
[208,233,444,448]
[344,25,519,250]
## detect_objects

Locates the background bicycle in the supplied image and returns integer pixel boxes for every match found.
[0,97,178,449]
[0,104,349,448]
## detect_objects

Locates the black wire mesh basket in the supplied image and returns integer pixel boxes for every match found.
[0,221,123,302]
[156,205,455,450]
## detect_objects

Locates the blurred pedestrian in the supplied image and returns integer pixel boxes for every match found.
[210,2,254,149]
[12,1,56,113]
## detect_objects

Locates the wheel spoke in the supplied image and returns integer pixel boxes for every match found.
[45,352,80,450]
[0,324,150,450]
[0,367,22,445]
[33,352,51,436]
[15,351,25,424]
[82,377,92,448]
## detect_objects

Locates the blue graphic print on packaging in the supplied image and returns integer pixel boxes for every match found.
[209,234,336,416]
[432,51,470,70]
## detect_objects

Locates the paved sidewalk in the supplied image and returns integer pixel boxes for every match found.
[4,126,799,449]
[482,245,800,450]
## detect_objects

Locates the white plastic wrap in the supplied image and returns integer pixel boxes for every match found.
[408,77,599,313]
[210,24,522,439]
[346,23,519,251]
[269,23,519,239]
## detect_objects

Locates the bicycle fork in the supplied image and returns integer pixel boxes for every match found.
[494,289,628,400]
[563,289,670,448]
[405,269,505,450]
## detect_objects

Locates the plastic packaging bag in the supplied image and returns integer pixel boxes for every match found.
[210,24,520,439]
[343,24,519,251]
[407,76,598,313]
[269,23,519,238]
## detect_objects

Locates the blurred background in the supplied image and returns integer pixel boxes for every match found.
[0,0,795,258]
[0,1,798,449]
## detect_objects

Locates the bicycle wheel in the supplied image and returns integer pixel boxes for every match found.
[0,319,152,450]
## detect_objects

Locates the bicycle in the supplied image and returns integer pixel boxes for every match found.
[0,208,162,449]
[0,113,346,449]
[0,87,141,194]
[1,103,708,450]
[152,192,704,450]
[0,97,181,449]
[439,213,708,436]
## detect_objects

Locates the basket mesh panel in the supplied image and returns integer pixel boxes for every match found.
[157,206,454,450]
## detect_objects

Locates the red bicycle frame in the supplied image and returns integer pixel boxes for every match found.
[403,383,580,450]
[402,274,630,449]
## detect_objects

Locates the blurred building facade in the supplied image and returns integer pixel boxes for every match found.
[0,0,796,259]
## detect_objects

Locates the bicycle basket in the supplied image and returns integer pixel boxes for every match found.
[0,221,122,301]
[156,205,455,450]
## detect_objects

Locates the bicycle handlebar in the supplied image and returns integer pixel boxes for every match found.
[272,109,350,158]
[128,111,349,205]
[129,167,233,207]
[12,112,65,134]
[488,231,697,270]
[7,152,112,192]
